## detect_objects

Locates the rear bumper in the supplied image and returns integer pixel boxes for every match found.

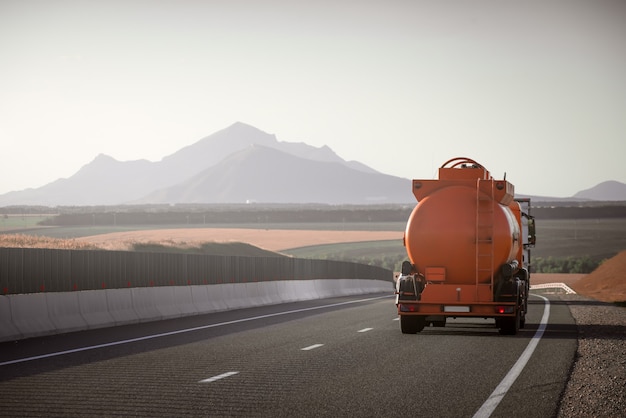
[397,301,517,317]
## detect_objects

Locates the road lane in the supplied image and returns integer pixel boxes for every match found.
[491,296,578,417]
[0,293,576,417]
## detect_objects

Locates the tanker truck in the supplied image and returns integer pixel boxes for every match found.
[395,157,536,335]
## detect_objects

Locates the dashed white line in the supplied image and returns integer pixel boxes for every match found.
[301,344,324,351]
[358,328,373,333]
[199,371,239,383]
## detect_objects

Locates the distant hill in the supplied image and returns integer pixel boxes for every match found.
[0,122,411,206]
[0,122,623,206]
[573,181,626,201]
[137,144,411,204]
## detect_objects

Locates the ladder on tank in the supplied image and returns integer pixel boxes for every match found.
[476,178,495,294]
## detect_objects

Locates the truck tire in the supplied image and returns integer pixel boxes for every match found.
[499,310,520,335]
[400,316,426,334]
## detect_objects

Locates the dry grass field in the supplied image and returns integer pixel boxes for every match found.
[0,233,98,250]
[72,228,403,252]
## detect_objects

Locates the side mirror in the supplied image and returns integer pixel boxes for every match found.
[527,217,536,246]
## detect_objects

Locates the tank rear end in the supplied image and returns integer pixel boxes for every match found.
[396,158,532,335]
[404,184,519,285]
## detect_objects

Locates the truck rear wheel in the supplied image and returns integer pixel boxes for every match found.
[499,310,520,335]
[400,316,426,334]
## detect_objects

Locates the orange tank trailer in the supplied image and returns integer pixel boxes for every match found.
[396,157,536,335]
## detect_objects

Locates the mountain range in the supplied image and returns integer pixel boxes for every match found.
[1,122,625,206]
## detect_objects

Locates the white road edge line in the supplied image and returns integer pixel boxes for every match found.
[1,295,391,367]
[358,328,373,333]
[301,344,324,351]
[199,371,239,383]
[472,294,551,418]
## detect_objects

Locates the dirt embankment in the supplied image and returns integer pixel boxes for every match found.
[532,251,626,303]
[569,250,626,303]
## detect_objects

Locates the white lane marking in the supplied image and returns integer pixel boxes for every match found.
[199,371,239,383]
[473,295,551,418]
[393,317,399,321]
[358,328,373,333]
[301,344,324,351]
[1,295,391,367]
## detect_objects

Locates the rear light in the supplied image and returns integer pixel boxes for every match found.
[399,304,417,312]
[496,306,515,314]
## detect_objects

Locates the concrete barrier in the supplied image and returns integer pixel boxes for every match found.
[277,280,299,303]
[174,286,196,316]
[206,285,229,312]
[46,292,88,333]
[190,285,212,313]
[152,286,180,319]
[9,293,56,339]
[257,281,281,306]
[106,288,139,326]
[131,287,162,323]
[297,280,320,301]
[0,279,392,342]
[221,283,251,310]
[0,295,21,341]
[78,289,115,329]
[357,279,392,295]
[315,279,345,298]
[245,282,273,307]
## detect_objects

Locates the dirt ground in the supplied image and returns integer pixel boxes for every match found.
[568,250,626,303]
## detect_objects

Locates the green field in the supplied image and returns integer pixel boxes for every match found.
[533,218,626,261]
[0,215,54,230]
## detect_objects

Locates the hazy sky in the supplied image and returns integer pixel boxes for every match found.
[2,0,625,198]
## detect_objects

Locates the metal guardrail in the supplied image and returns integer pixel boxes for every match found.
[530,282,577,294]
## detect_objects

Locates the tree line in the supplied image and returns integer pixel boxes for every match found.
[531,256,601,274]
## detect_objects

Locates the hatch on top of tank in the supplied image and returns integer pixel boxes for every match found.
[438,157,491,181]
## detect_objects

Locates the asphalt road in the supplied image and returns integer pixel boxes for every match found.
[0,293,577,417]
